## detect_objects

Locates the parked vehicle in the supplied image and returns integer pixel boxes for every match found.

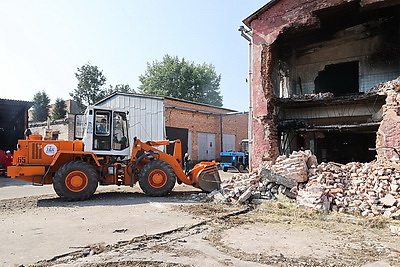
[7,106,221,200]
[219,139,249,173]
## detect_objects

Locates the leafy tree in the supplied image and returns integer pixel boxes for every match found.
[70,63,107,111]
[138,55,223,106]
[32,91,50,122]
[105,84,135,95]
[51,98,67,120]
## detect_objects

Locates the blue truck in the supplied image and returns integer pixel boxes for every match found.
[219,140,249,173]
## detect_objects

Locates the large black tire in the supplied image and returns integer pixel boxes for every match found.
[53,161,98,201]
[139,160,176,197]
[237,164,244,173]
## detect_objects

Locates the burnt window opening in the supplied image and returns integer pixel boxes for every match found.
[314,61,359,96]
[280,131,377,164]
[315,132,376,164]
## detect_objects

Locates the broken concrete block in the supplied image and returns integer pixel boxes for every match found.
[259,168,298,189]
[389,225,400,236]
[237,186,253,204]
[282,187,297,199]
[380,194,397,207]
[211,191,227,203]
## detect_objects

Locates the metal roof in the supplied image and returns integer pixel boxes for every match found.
[0,99,33,130]
[96,92,237,113]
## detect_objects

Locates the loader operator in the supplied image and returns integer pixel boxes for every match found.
[96,118,108,134]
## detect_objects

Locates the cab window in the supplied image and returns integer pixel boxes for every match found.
[112,112,129,150]
[95,112,110,135]
[93,111,111,150]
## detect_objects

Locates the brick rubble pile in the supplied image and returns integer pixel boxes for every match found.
[210,170,297,205]
[272,150,317,183]
[211,150,400,219]
[211,150,316,205]
[299,161,400,219]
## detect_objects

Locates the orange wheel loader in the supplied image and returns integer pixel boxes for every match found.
[7,107,221,200]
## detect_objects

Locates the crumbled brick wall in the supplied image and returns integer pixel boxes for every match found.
[246,0,398,170]
[376,78,400,161]
[28,117,74,141]
[251,44,280,169]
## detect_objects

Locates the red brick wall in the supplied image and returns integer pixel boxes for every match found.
[245,0,395,170]
[222,113,248,151]
[164,98,248,161]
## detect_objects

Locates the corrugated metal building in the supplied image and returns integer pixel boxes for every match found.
[96,93,248,161]
[96,93,165,142]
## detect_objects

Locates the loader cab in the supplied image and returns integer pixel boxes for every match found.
[76,107,130,157]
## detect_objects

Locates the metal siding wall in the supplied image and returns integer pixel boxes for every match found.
[96,95,164,142]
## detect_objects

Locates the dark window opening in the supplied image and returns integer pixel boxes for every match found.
[314,61,359,96]
[315,132,376,164]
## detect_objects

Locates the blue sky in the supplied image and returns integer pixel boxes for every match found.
[0,0,266,111]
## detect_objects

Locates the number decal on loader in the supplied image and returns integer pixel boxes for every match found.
[17,157,26,164]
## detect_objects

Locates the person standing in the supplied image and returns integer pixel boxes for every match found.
[5,150,13,177]
[183,153,191,174]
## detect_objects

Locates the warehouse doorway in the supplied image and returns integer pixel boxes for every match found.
[166,126,188,158]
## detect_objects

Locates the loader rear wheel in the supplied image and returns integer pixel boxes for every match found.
[53,161,98,201]
[139,160,176,197]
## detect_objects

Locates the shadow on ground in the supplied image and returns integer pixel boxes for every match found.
[37,190,206,208]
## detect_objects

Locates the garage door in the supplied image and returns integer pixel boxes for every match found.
[197,132,216,161]
[222,134,235,152]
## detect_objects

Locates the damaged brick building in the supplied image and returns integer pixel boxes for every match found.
[242,0,400,169]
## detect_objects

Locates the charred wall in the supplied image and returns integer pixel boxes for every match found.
[245,0,400,169]
[276,4,400,97]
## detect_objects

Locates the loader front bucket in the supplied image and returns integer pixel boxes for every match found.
[188,162,221,192]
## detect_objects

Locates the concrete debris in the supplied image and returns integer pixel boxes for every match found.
[366,76,400,95]
[259,168,298,188]
[389,225,400,236]
[291,92,334,100]
[210,150,400,219]
[209,170,298,205]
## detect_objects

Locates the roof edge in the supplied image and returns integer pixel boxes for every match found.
[243,0,282,27]
[95,92,237,112]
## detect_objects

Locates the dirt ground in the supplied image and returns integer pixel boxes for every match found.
[1,171,400,267]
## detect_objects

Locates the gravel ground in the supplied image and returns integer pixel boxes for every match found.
[1,174,400,266]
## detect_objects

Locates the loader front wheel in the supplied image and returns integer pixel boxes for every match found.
[139,160,176,197]
[53,161,98,201]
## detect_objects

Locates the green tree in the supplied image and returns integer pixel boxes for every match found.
[51,98,67,120]
[105,84,135,95]
[138,55,223,106]
[32,91,50,122]
[70,63,107,111]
